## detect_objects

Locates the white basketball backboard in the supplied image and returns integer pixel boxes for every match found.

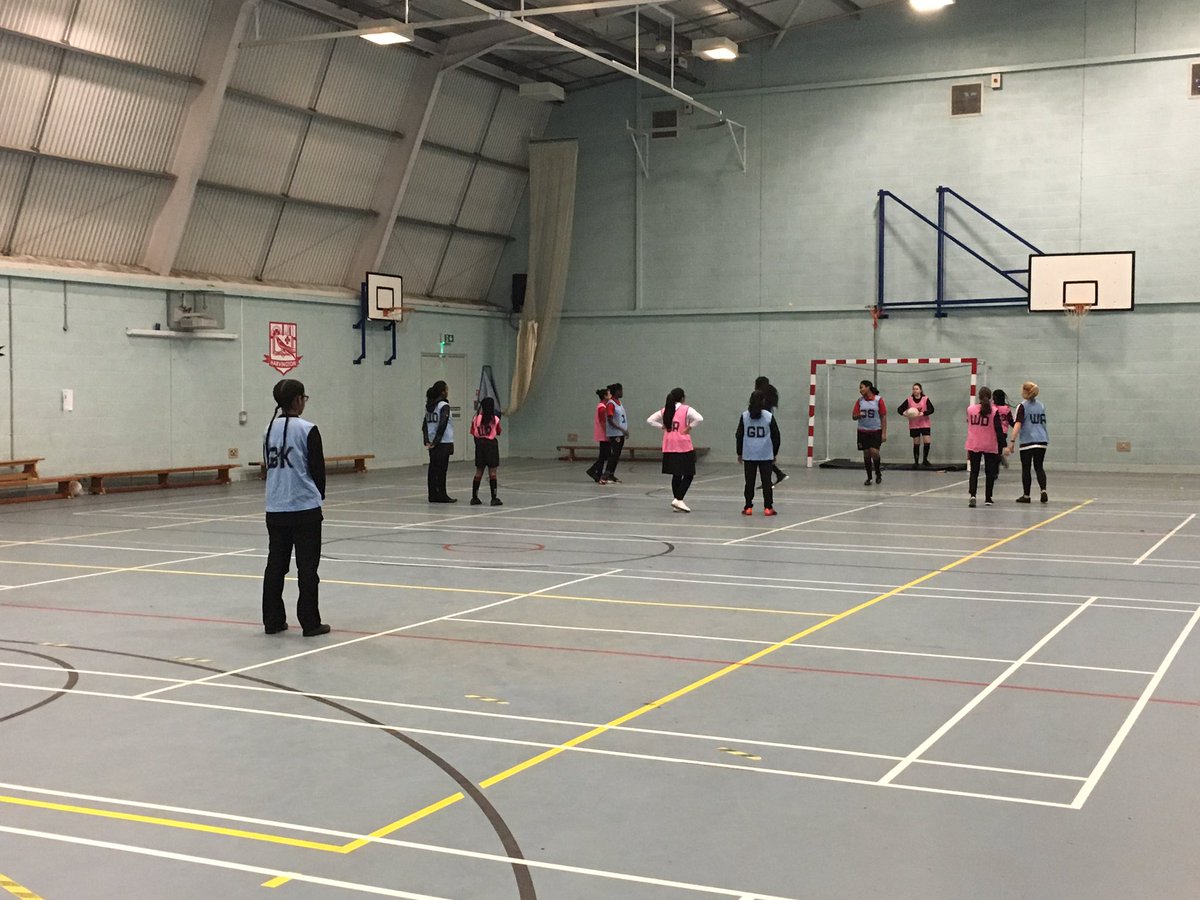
[1028,252,1134,312]
[365,272,403,321]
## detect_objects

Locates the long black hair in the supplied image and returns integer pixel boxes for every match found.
[595,387,608,401]
[479,396,496,432]
[748,390,765,419]
[977,386,993,417]
[860,379,876,396]
[426,380,447,413]
[264,379,305,467]
[662,387,685,427]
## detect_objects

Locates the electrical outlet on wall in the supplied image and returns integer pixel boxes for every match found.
[1116,441,1131,452]
[228,448,239,459]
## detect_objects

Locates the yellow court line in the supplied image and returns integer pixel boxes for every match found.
[533,593,833,617]
[340,500,1093,852]
[0,871,44,900]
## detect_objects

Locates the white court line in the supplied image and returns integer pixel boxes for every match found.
[721,503,883,547]
[910,478,969,496]
[1071,600,1200,808]
[1133,513,1195,565]
[0,826,451,899]
[878,596,1101,785]
[0,548,258,593]
[135,568,621,699]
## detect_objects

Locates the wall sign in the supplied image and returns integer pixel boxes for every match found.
[264,322,301,375]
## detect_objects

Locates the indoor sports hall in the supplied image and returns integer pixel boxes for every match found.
[3,0,1200,898]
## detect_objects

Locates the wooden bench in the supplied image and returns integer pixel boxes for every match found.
[0,457,44,482]
[557,444,710,462]
[85,464,239,495]
[0,475,83,504]
[249,453,374,479]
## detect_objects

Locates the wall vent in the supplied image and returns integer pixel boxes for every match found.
[1191,61,1200,97]
[951,83,982,117]
[651,108,678,140]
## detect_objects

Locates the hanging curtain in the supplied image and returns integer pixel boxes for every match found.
[508,139,577,414]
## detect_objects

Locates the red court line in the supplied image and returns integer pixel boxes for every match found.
[4,599,1199,708]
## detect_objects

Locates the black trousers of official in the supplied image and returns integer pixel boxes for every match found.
[263,510,322,632]
[427,442,453,500]
[967,451,1000,501]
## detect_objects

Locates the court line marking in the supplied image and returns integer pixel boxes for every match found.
[1133,513,1195,565]
[0,870,44,900]
[878,596,1101,785]
[136,569,621,698]
[722,503,883,546]
[1071,600,1200,808]
[910,479,969,496]
[336,500,1094,847]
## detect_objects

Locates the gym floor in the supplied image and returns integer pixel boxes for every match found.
[1,458,1198,899]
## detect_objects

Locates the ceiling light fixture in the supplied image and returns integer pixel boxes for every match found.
[359,18,414,44]
[909,0,954,11]
[692,36,738,61]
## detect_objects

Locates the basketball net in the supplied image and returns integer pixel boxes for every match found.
[869,305,881,330]
[1064,304,1090,330]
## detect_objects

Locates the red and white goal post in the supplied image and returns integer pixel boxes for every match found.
[806,357,979,467]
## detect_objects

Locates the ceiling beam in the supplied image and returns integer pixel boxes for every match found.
[710,0,782,38]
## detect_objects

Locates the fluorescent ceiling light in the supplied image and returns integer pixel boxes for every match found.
[359,19,414,44]
[910,0,954,11]
[692,36,738,61]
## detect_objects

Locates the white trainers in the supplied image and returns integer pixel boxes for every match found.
[671,499,691,512]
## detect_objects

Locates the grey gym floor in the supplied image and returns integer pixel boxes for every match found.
[2,459,1198,899]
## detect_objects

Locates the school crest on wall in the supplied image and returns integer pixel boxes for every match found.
[264,322,301,375]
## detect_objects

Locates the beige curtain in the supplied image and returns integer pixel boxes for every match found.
[508,139,578,414]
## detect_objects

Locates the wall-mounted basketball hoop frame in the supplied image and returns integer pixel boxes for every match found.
[1028,251,1135,330]
[353,272,404,365]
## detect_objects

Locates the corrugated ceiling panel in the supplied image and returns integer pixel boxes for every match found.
[432,232,503,302]
[424,69,500,153]
[0,34,57,148]
[317,37,420,132]
[379,221,449,297]
[480,88,547,166]
[11,158,168,264]
[397,146,471,226]
[0,151,32,240]
[290,121,391,210]
[71,0,210,75]
[203,94,302,193]
[260,204,369,286]
[175,185,277,279]
[456,163,526,235]
[0,0,74,40]
[230,1,329,108]
[40,55,189,171]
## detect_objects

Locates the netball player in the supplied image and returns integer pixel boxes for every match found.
[897,383,935,467]
[423,380,456,502]
[647,387,704,512]
[737,390,781,516]
[469,396,502,506]
[261,379,330,637]
[1008,381,1049,503]
[754,375,788,485]
[585,387,611,484]
[852,380,887,485]
[964,386,1008,507]
[602,383,629,483]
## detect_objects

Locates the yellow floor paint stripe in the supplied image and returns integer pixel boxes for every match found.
[344,501,1092,849]
[0,872,44,900]
[0,795,342,852]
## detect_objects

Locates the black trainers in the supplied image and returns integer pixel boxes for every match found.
[985,498,994,505]
[1040,491,1049,503]
[875,472,882,484]
[864,477,873,485]
[470,496,482,505]
[490,497,503,506]
[302,624,331,637]
[1016,495,1031,504]
[606,475,622,483]
[968,497,976,508]
[774,473,789,486]
[265,623,288,635]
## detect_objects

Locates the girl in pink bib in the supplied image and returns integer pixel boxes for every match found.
[964,386,1010,507]
[647,387,704,512]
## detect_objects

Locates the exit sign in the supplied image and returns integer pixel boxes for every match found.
[442,333,454,344]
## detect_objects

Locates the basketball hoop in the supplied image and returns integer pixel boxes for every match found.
[381,306,404,325]
[1064,303,1090,329]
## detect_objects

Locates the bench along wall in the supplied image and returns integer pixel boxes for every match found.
[0,272,513,477]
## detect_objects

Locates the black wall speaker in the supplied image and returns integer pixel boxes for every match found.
[511,273,527,313]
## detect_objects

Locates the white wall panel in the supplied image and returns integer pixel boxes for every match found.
[40,55,190,171]
[424,69,499,152]
[71,0,210,75]
[0,150,31,238]
[457,164,526,235]
[433,233,503,301]
[204,94,302,193]
[379,221,449,297]
[11,159,168,264]
[0,0,74,40]
[317,38,420,132]
[230,1,329,108]
[0,33,57,148]
[290,121,392,209]
[398,147,471,226]
[175,186,277,278]
[481,88,547,166]
[260,204,367,286]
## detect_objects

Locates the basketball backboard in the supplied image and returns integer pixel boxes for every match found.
[365,272,403,321]
[1028,252,1134,312]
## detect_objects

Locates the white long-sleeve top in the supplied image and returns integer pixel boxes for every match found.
[646,407,704,429]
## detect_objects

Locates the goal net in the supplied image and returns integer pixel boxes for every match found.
[807,357,980,467]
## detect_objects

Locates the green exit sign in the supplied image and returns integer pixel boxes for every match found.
[442,333,454,344]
